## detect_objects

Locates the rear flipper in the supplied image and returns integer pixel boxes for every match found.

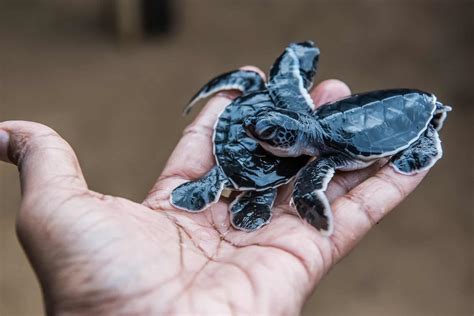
[170,166,229,212]
[431,101,452,131]
[230,188,277,232]
[390,125,442,175]
[183,69,266,115]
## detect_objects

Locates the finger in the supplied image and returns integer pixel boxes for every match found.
[329,165,427,262]
[0,120,88,206]
[310,79,351,108]
[143,66,265,209]
[326,159,388,202]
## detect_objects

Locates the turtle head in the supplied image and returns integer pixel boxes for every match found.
[244,109,311,157]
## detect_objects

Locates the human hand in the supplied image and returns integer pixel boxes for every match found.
[0,68,427,315]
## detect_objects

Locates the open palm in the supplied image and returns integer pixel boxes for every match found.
[0,74,427,315]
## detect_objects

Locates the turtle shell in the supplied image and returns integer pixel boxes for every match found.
[214,92,310,189]
[316,89,436,158]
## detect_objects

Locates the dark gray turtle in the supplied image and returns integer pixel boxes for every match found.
[244,89,451,235]
[171,41,320,231]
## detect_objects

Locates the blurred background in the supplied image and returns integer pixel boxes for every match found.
[0,0,472,315]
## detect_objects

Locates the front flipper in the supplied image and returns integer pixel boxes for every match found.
[170,166,230,212]
[230,188,277,232]
[267,41,320,112]
[183,69,265,115]
[292,157,341,235]
[390,125,442,175]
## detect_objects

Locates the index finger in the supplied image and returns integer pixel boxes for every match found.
[329,165,428,262]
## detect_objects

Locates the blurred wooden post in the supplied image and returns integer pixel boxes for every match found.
[114,0,143,42]
[101,0,174,42]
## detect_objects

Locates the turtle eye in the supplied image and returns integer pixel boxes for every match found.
[259,126,277,139]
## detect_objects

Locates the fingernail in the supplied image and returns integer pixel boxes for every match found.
[0,129,10,162]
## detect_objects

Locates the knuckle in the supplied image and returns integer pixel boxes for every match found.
[7,122,64,165]
[344,191,378,227]
[182,123,213,138]
[330,175,351,194]
[374,172,407,198]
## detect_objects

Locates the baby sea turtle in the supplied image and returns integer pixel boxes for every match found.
[244,89,451,235]
[171,41,320,231]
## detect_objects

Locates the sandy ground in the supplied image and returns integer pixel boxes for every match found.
[0,1,472,315]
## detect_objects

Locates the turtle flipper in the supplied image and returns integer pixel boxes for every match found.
[230,188,277,231]
[183,70,265,115]
[170,166,230,212]
[390,125,442,175]
[291,157,342,235]
[431,101,452,131]
[267,41,320,112]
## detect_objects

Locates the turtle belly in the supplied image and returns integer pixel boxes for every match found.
[214,93,310,190]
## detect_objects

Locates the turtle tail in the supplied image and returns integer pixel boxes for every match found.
[170,166,229,212]
[182,69,265,115]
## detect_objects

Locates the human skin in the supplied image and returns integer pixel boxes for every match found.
[0,67,427,315]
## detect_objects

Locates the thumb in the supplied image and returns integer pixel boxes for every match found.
[0,121,87,205]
